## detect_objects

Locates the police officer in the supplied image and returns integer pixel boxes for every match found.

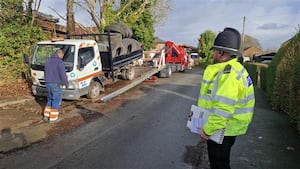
[198,27,255,169]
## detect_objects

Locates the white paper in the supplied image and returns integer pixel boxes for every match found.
[187,105,225,144]
[190,116,202,134]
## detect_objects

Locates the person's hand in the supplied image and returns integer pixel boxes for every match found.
[198,127,209,140]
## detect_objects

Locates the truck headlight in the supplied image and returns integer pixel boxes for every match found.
[67,80,79,89]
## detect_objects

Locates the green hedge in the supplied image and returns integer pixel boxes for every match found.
[260,66,268,91]
[272,31,300,133]
[244,63,258,86]
[265,30,300,134]
[244,38,300,134]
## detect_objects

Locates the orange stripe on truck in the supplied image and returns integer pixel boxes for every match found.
[77,71,103,82]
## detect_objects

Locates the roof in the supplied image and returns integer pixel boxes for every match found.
[257,52,276,57]
[155,37,166,44]
[37,39,96,45]
[243,46,263,57]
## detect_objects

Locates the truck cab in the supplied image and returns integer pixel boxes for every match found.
[30,39,104,100]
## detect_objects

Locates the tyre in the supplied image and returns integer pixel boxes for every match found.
[158,65,172,78]
[87,80,102,99]
[125,67,135,80]
[121,69,127,80]
[111,42,126,58]
[98,33,122,45]
[117,22,133,38]
[104,23,127,38]
[166,65,172,78]
[121,38,142,53]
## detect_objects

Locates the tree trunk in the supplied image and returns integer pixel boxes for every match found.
[30,0,42,27]
[67,0,76,36]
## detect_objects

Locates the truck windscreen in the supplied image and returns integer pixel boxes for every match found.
[31,44,75,72]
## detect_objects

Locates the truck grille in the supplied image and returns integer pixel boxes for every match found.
[38,79,46,86]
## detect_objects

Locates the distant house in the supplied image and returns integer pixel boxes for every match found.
[34,11,99,38]
[242,46,264,61]
[153,37,166,51]
[144,37,166,58]
[254,52,276,64]
[33,11,66,36]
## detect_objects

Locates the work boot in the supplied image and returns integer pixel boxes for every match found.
[49,109,59,122]
[43,106,51,119]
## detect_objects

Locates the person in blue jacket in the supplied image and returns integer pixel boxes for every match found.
[43,49,68,122]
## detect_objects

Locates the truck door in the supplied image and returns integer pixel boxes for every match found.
[77,46,101,90]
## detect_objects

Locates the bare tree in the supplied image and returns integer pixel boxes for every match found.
[67,0,76,36]
[29,0,42,26]
[74,0,109,30]
[150,0,173,27]
[73,0,172,31]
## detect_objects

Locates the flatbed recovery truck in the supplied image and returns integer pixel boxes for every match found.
[24,33,166,101]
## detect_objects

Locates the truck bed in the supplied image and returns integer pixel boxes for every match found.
[100,49,143,72]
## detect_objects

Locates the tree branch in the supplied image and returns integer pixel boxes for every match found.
[49,6,66,21]
[116,0,135,17]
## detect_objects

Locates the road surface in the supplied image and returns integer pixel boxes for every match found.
[1,67,299,169]
[0,68,204,169]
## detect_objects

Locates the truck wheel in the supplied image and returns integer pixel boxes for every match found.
[87,81,102,99]
[158,66,172,78]
[121,69,127,80]
[166,65,172,78]
[125,67,135,80]
[158,71,164,78]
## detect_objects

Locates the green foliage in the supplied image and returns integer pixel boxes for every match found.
[101,3,117,32]
[119,0,156,50]
[269,30,300,133]
[0,0,47,80]
[198,30,216,65]
[244,63,258,86]
[260,66,268,91]
[0,25,46,57]
[130,11,155,50]
[0,0,25,25]
[266,49,285,98]
[198,61,210,69]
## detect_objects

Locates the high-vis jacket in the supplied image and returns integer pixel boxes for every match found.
[198,58,255,136]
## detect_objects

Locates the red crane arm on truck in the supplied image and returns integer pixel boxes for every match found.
[165,41,187,66]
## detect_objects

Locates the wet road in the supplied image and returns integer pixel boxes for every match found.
[0,68,203,169]
[1,67,299,169]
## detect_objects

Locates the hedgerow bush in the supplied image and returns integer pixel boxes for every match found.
[0,26,46,79]
[244,63,258,86]
[260,66,268,91]
[268,30,300,133]
[0,0,47,81]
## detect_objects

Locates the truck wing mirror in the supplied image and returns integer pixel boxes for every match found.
[23,54,30,65]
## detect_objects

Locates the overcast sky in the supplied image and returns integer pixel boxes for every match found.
[39,0,300,50]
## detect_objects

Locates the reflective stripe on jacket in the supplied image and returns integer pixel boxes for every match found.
[198,58,255,136]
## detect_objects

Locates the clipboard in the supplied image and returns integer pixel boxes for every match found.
[187,105,225,144]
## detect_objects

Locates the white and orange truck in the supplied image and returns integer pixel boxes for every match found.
[23,32,145,100]
[24,32,167,101]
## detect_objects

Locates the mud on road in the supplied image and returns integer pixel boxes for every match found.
[0,78,147,153]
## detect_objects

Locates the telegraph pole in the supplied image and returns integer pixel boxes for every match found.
[241,16,246,52]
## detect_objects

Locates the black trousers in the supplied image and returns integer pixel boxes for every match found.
[207,136,236,169]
